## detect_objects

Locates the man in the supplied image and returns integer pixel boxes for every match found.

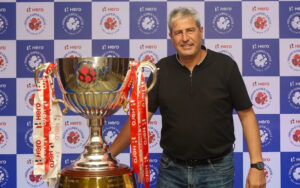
[110,7,266,188]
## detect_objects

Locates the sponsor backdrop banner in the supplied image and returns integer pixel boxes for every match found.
[0,0,299,187]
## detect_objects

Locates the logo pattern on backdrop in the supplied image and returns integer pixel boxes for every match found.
[0,1,300,188]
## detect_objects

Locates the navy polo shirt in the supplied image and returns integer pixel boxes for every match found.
[147,48,252,160]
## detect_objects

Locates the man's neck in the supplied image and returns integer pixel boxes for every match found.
[178,49,206,72]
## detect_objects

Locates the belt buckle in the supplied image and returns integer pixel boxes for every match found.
[186,159,202,166]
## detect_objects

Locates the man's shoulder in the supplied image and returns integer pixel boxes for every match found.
[207,49,235,63]
[156,54,177,67]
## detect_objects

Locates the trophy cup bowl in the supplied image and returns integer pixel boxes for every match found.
[34,57,157,188]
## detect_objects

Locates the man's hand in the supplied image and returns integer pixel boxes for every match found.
[246,168,266,188]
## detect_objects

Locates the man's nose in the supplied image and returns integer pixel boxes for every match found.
[182,32,189,41]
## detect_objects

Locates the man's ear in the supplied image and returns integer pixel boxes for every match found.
[169,32,172,39]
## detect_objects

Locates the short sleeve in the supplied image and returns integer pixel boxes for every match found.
[228,62,252,111]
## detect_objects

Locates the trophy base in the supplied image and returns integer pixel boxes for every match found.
[57,164,137,188]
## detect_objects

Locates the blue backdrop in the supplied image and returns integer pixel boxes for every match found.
[0,0,300,188]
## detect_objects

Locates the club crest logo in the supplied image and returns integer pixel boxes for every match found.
[75,62,98,87]
[62,13,84,35]
[250,12,271,34]
[0,90,8,111]
[0,128,8,149]
[24,13,46,35]
[138,12,159,35]
[101,50,120,58]
[0,52,8,72]
[25,127,33,149]
[251,88,272,109]
[289,125,300,147]
[250,50,272,72]
[288,50,300,71]
[25,166,44,187]
[24,51,46,72]
[148,126,160,149]
[212,12,234,34]
[138,50,158,64]
[0,14,8,35]
[0,166,9,187]
[63,127,85,149]
[25,89,35,111]
[264,163,273,184]
[289,162,300,185]
[287,12,300,34]
[259,125,272,148]
[150,164,159,186]
[100,13,121,35]
[64,50,82,58]
[288,87,300,109]
[103,125,119,145]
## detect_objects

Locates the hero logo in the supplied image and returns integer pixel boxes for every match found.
[150,164,159,186]
[288,50,300,71]
[259,125,272,148]
[289,163,300,185]
[0,128,8,149]
[148,126,160,149]
[103,125,119,145]
[24,13,46,35]
[64,51,82,58]
[0,14,8,35]
[25,127,33,149]
[101,50,120,58]
[251,88,272,109]
[25,166,44,187]
[0,166,9,187]
[24,51,46,72]
[0,90,8,112]
[212,12,234,34]
[287,12,300,34]
[250,12,271,34]
[138,12,159,35]
[288,87,300,109]
[62,13,84,35]
[100,13,121,34]
[264,163,273,184]
[289,125,300,147]
[250,50,272,72]
[0,52,8,72]
[63,127,85,149]
[25,89,35,111]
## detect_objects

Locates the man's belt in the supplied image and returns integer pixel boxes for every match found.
[164,147,233,167]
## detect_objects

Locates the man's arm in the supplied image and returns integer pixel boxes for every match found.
[109,112,154,158]
[237,107,266,188]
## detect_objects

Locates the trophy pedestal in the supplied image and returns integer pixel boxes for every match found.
[57,164,136,188]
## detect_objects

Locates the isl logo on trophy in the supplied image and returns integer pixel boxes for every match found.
[33,57,157,187]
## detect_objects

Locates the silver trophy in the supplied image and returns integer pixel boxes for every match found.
[34,57,157,188]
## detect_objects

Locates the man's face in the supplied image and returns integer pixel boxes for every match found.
[169,16,203,59]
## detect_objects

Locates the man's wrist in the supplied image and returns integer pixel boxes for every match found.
[250,162,264,170]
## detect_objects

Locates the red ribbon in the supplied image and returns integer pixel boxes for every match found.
[128,62,150,188]
[43,63,56,173]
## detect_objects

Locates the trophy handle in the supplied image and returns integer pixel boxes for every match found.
[33,63,47,85]
[33,63,68,114]
[138,61,158,93]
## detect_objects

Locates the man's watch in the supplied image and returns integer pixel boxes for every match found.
[250,162,264,170]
